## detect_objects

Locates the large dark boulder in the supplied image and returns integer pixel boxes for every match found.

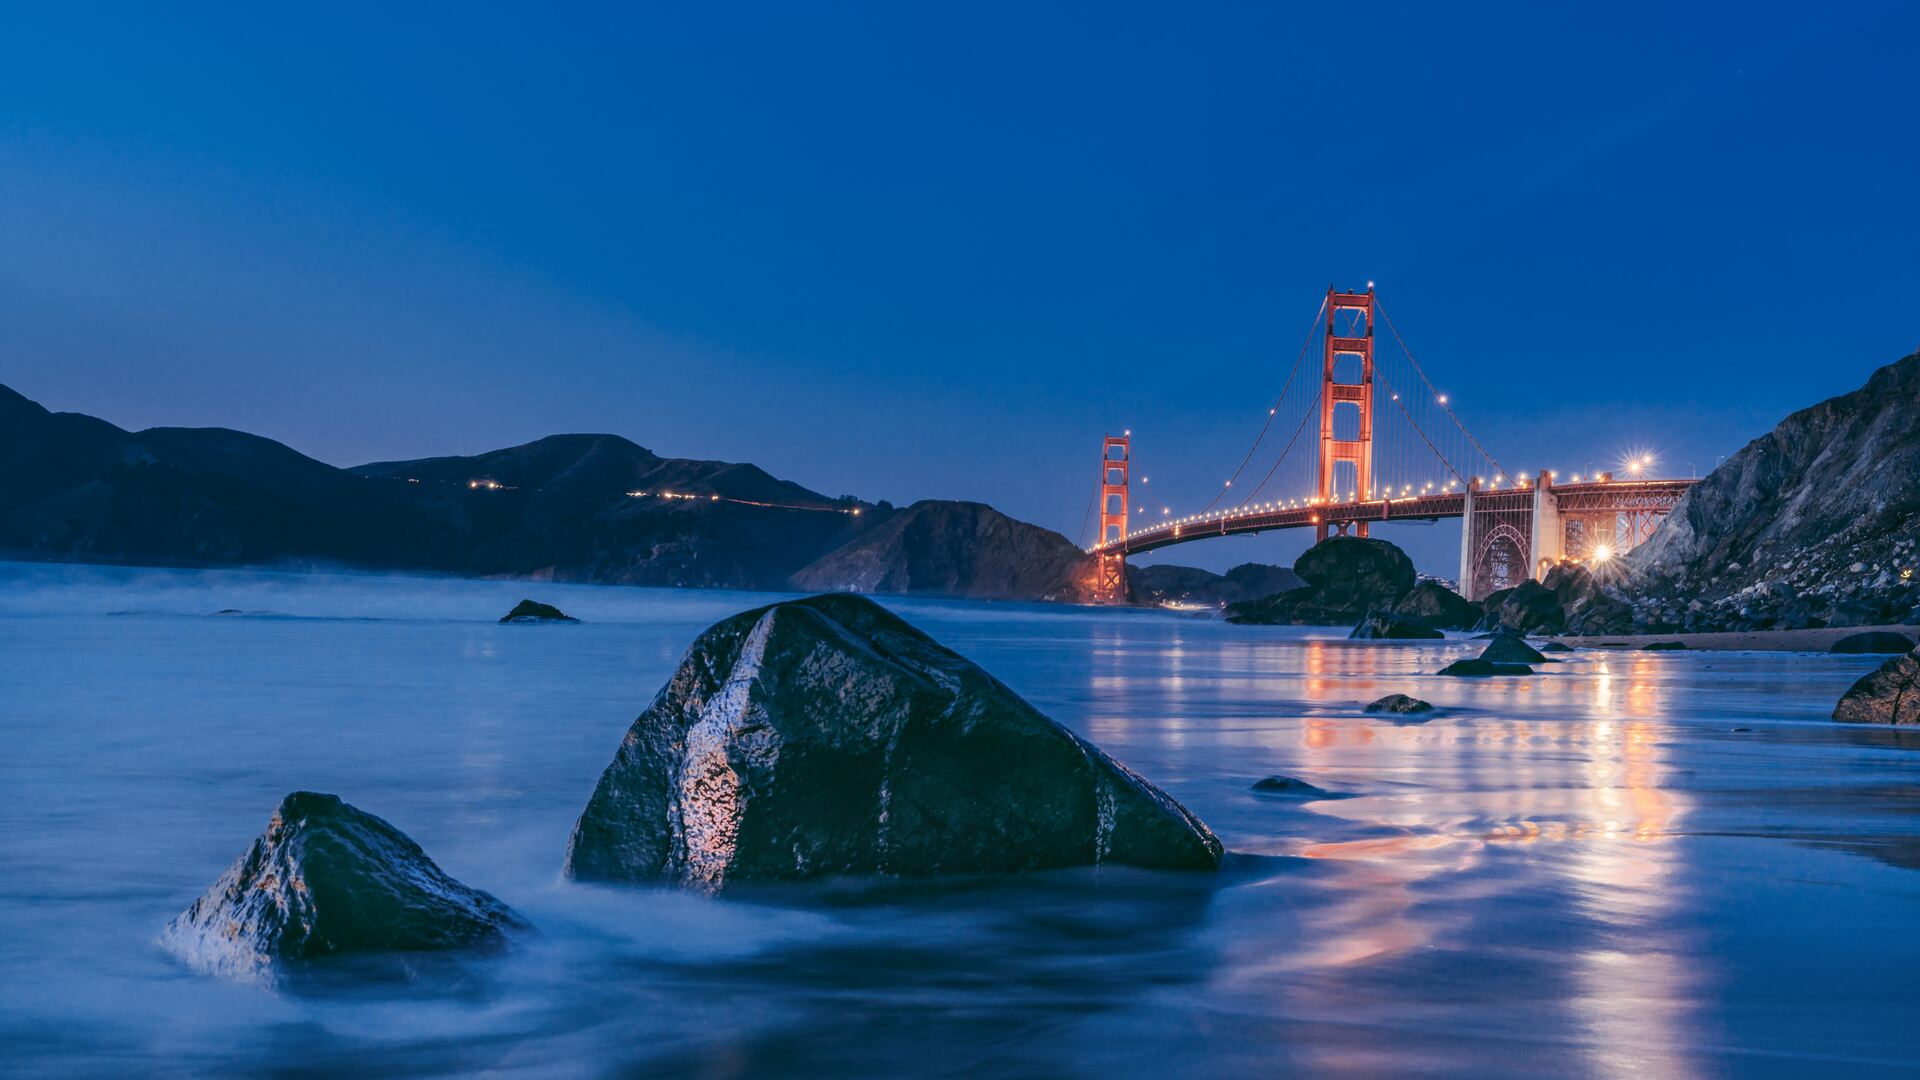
[162,792,526,981]
[1831,631,1917,654]
[1350,606,1444,640]
[1833,649,1920,725]
[564,594,1222,889]
[1392,580,1478,630]
[1227,537,1416,626]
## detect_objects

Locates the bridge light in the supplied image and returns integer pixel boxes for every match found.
[1438,394,1448,404]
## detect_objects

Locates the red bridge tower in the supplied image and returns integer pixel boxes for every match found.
[1094,433,1130,603]
[1315,286,1375,542]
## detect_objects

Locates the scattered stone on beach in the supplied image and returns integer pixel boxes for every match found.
[1642,641,1688,651]
[500,599,578,623]
[1538,640,1574,652]
[1438,658,1534,677]
[564,594,1223,889]
[1349,607,1444,640]
[1731,727,1753,733]
[1479,635,1547,664]
[1251,775,1347,799]
[1364,693,1434,715]
[1830,631,1917,655]
[1832,649,1920,726]
[162,792,526,982]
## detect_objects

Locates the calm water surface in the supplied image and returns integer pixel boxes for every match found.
[2,562,1917,1078]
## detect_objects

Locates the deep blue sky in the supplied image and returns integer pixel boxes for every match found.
[3,3,1914,574]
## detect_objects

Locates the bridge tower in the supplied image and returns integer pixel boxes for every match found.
[1093,434,1131,604]
[1315,286,1375,542]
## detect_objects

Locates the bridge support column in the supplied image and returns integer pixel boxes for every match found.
[1530,470,1563,581]
[1457,480,1475,595]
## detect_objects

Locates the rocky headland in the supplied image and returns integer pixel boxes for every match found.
[1616,350,1920,632]
[787,500,1099,602]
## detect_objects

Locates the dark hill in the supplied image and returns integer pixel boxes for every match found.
[0,384,875,588]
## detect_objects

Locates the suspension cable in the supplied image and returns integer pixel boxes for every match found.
[1236,383,1322,509]
[1375,299,1507,482]
[1374,367,1466,485]
[1197,295,1327,514]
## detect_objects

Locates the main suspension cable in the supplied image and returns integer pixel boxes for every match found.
[1197,295,1327,514]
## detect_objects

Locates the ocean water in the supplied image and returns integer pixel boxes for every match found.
[2,560,1917,1078]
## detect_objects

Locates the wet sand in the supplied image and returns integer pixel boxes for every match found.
[1562,623,1917,653]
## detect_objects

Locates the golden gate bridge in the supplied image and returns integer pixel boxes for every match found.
[1086,286,1695,603]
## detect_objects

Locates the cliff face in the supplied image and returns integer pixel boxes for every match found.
[788,500,1099,602]
[1624,351,1920,630]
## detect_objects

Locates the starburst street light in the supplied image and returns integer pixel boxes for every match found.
[1623,450,1657,477]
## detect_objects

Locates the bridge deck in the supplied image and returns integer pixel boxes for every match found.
[1100,479,1694,555]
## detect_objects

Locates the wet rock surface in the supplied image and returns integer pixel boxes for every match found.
[1831,631,1917,654]
[162,792,526,981]
[1438,658,1534,677]
[500,598,578,623]
[1364,693,1434,715]
[1832,649,1920,725]
[1391,580,1478,630]
[1227,537,1416,626]
[564,594,1223,889]
[1350,607,1444,640]
[1479,635,1547,664]
[1476,564,1632,635]
[1250,775,1347,799]
[1623,350,1920,632]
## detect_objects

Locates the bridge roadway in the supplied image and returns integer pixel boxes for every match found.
[1100,478,1696,556]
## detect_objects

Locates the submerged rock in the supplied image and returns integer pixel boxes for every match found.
[1479,635,1547,664]
[500,599,578,623]
[564,594,1222,889]
[1831,631,1917,655]
[1251,775,1346,799]
[1364,693,1434,715]
[1349,607,1444,640]
[162,792,525,982]
[1438,658,1534,677]
[1833,649,1920,725]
